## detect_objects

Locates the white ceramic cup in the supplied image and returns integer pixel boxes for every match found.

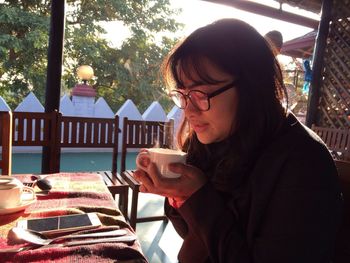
[136,148,187,178]
[0,176,36,208]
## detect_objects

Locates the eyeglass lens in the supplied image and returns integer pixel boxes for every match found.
[171,90,209,111]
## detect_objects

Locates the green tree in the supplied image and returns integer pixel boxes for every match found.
[0,0,183,112]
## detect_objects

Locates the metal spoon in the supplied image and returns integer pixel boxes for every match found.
[12,227,128,246]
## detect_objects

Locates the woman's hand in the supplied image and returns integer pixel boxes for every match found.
[133,160,207,201]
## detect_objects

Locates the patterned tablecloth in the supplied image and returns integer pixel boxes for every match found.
[0,172,147,263]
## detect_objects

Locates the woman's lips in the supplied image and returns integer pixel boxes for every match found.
[191,123,209,133]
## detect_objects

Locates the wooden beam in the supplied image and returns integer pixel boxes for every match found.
[202,0,319,29]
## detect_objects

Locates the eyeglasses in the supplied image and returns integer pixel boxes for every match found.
[169,82,236,111]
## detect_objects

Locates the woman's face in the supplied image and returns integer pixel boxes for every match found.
[180,62,239,144]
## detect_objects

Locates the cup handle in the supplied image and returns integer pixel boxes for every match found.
[136,151,151,171]
[22,186,36,202]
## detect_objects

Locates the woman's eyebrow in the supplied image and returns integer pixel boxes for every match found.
[178,79,229,89]
[188,80,229,89]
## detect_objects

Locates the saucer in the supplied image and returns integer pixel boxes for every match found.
[0,198,36,215]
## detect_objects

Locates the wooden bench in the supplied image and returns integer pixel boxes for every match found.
[120,117,174,229]
[311,125,350,161]
[57,113,129,216]
[12,111,60,172]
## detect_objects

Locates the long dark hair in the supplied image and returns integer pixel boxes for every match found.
[162,19,287,177]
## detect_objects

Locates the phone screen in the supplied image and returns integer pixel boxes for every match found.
[27,214,93,232]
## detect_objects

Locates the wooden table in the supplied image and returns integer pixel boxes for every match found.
[0,172,147,262]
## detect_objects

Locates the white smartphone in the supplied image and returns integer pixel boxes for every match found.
[17,213,101,234]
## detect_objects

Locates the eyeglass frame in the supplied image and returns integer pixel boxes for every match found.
[169,81,237,111]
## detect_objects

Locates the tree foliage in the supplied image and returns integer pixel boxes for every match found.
[0,0,183,112]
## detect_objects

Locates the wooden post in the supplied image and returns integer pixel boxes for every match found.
[0,112,12,175]
[112,115,119,174]
[49,111,61,173]
[121,117,129,173]
[305,0,333,127]
[42,0,65,173]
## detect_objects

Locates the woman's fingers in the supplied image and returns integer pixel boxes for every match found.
[134,162,207,198]
[133,169,154,193]
[139,148,149,154]
[147,162,165,185]
[139,184,148,193]
[133,169,145,179]
[168,162,187,175]
[168,163,199,180]
[136,151,151,170]
[135,163,176,196]
[138,155,150,168]
[169,163,207,193]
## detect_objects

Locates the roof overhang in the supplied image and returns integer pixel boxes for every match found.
[281,30,317,58]
[275,0,322,14]
[201,0,320,29]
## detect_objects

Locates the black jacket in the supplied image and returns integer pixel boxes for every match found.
[165,115,343,263]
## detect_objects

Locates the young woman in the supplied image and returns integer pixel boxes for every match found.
[133,19,342,263]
